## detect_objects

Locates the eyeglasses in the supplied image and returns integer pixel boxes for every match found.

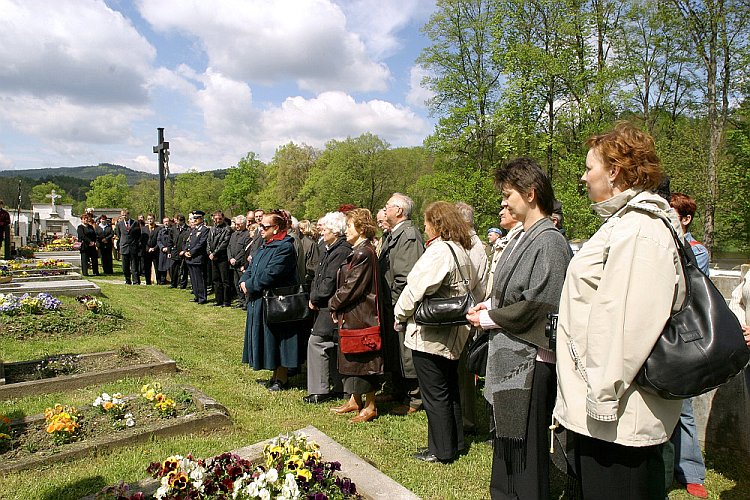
[259,223,276,230]
[384,203,399,211]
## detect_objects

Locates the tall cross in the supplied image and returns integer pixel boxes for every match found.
[46,189,61,211]
[153,127,170,220]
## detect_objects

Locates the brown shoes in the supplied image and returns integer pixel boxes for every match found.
[331,401,361,414]
[392,404,421,416]
[350,407,377,423]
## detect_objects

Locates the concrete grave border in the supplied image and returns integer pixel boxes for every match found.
[0,347,177,400]
[1,386,230,474]
[81,425,419,500]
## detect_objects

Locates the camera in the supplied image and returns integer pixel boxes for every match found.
[545,312,558,351]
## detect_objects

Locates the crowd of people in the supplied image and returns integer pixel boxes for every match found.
[70,122,750,500]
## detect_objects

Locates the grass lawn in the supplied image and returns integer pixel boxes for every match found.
[0,275,748,499]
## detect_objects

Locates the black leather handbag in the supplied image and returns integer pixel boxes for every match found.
[414,243,475,327]
[263,284,312,324]
[636,215,749,399]
[466,330,489,376]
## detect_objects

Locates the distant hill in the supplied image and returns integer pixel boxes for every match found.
[0,163,157,185]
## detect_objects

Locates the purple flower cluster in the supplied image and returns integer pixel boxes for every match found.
[36,292,62,310]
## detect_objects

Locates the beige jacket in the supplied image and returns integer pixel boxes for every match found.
[395,238,478,360]
[553,189,686,446]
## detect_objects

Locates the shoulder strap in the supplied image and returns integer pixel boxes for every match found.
[444,241,475,303]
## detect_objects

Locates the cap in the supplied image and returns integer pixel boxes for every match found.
[191,210,205,218]
[487,227,501,236]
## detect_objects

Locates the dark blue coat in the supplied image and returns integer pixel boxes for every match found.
[240,235,300,370]
[185,223,209,266]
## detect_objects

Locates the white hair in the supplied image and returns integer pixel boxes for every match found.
[234,215,247,227]
[388,193,415,219]
[319,211,347,236]
[291,216,299,229]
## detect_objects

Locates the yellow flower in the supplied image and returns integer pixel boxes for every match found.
[296,468,312,481]
[103,401,114,411]
[0,433,10,440]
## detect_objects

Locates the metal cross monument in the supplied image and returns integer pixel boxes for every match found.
[152,128,170,220]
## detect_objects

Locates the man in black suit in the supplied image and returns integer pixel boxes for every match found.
[141,214,159,285]
[96,215,114,274]
[170,214,190,289]
[207,210,232,307]
[115,209,141,285]
[184,210,209,303]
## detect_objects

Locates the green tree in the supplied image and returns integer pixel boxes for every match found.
[301,134,396,218]
[30,182,73,205]
[419,0,503,172]
[256,143,319,216]
[172,171,224,217]
[85,174,129,209]
[671,0,750,255]
[128,179,162,218]
[220,152,264,215]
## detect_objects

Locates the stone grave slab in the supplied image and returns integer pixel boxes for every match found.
[0,278,100,296]
[82,425,419,500]
[32,251,82,266]
[0,348,177,401]
[1,386,231,474]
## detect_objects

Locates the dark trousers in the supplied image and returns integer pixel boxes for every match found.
[121,252,140,284]
[1,225,10,259]
[99,245,113,274]
[568,432,665,500]
[490,361,555,500]
[142,251,156,284]
[211,258,231,305]
[233,268,246,306]
[412,349,463,461]
[170,259,188,288]
[80,249,99,276]
[187,262,206,302]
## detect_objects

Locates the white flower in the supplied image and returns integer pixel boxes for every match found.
[259,488,271,500]
[101,393,111,401]
[265,467,278,483]
[93,396,102,407]
[125,417,135,427]
[155,479,169,499]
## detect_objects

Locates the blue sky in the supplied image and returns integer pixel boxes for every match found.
[0,0,437,173]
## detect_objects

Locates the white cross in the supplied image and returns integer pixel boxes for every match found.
[46,190,61,210]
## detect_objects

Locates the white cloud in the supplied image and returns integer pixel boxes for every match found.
[137,0,391,93]
[0,0,156,150]
[0,0,155,105]
[336,0,432,59]
[0,152,12,169]
[406,65,434,108]
[258,91,430,157]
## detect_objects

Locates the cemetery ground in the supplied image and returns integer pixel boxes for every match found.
[0,273,748,499]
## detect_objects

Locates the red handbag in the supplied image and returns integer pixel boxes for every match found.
[337,245,382,355]
[339,325,382,354]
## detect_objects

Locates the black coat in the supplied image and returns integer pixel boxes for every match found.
[309,236,352,336]
[171,223,190,261]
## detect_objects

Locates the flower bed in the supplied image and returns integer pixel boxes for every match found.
[0,386,230,474]
[0,294,123,340]
[3,258,72,271]
[38,237,77,252]
[0,292,61,315]
[98,431,362,500]
[0,347,176,400]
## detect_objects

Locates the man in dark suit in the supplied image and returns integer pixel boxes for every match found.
[96,215,114,274]
[184,210,209,304]
[208,210,232,307]
[170,214,190,289]
[115,209,141,285]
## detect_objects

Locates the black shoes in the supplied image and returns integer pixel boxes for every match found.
[413,449,454,464]
[303,393,343,404]
[268,380,288,392]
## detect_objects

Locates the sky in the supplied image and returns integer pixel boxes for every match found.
[0,0,437,174]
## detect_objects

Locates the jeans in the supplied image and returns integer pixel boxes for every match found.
[670,398,706,485]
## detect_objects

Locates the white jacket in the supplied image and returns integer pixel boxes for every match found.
[395,238,478,360]
[553,189,686,446]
